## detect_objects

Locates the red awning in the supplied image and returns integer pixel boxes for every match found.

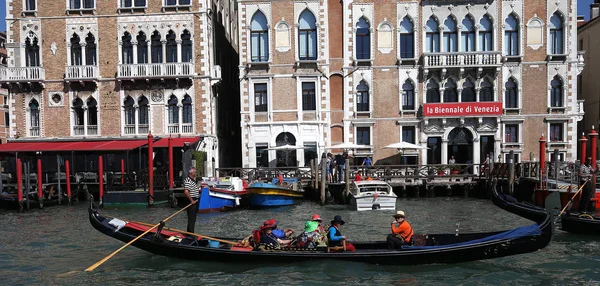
[153,136,202,148]
[0,139,148,153]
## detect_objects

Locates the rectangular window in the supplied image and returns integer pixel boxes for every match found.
[356,90,369,112]
[399,33,414,58]
[579,39,583,51]
[426,32,440,53]
[505,124,518,143]
[254,83,268,112]
[550,123,564,142]
[303,142,317,167]
[402,88,415,110]
[356,29,370,60]
[121,0,146,8]
[256,144,268,167]
[164,0,190,6]
[479,31,492,51]
[70,0,94,9]
[25,0,36,11]
[505,153,519,164]
[302,82,316,111]
[505,31,519,56]
[402,126,416,144]
[356,127,371,146]
[4,112,9,128]
[299,30,317,60]
[461,32,475,52]
[444,32,457,52]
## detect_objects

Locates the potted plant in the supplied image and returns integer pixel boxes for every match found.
[450,165,460,175]
[436,165,447,176]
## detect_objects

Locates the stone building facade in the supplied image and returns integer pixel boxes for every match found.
[234,0,584,168]
[0,32,9,144]
[1,0,221,169]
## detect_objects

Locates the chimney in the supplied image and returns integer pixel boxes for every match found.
[592,1,600,20]
[578,15,585,23]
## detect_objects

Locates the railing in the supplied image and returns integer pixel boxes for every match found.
[73,125,97,136]
[124,124,149,135]
[423,51,502,68]
[87,125,98,135]
[216,167,313,181]
[117,63,194,79]
[29,127,40,137]
[181,123,193,134]
[168,124,179,134]
[138,124,149,134]
[73,125,85,136]
[65,65,98,81]
[124,125,136,135]
[0,66,45,82]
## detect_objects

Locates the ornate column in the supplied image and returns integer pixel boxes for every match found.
[134,104,139,135]
[161,40,167,64]
[82,105,89,136]
[178,103,183,133]
[132,40,138,65]
[441,139,449,166]
[80,42,87,66]
[118,41,123,64]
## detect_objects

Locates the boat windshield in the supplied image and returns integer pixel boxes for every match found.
[215,184,234,190]
[358,187,388,194]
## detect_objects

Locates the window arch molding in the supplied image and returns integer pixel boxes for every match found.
[377,20,394,54]
[478,14,494,52]
[275,19,291,52]
[25,94,42,137]
[504,76,520,109]
[296,8,318,61]
[424,76,441,103]
[70,92,99,136]
[549,74,566,109]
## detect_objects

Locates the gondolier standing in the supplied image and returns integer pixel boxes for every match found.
[184,167,201,232]
[578,157,595,212]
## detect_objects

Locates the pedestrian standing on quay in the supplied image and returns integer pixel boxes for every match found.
[184,167,201,233]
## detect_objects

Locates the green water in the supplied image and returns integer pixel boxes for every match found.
[1,198,599,285]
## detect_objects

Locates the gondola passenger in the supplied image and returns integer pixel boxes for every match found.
[293,221,326,249]
[387,211,414,250]
[327,215,356,251]
[258,220,291,249]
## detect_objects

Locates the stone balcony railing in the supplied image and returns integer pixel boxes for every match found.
[117,63,194,79]
[65,65,99,81]
[0,66,45,82]
[422,51,502,69]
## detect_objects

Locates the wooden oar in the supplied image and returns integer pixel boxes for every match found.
[556,179,589,219]
[130,220,240,245]
[85,201,195,272]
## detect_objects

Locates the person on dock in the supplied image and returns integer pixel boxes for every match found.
[327,215,356,251]
[327,153,334,183]
[183,167,200,233]
[448,156,456,164]
[578,157,596,212]
[387,211,414,250]
[258,220,291,249]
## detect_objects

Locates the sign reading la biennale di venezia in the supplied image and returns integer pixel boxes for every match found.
[423,102,503,117]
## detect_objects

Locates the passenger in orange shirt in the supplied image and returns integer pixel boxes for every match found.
[387,210,414,250]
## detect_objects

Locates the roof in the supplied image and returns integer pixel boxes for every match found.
[0,139,148,153]
[153,136,202,148]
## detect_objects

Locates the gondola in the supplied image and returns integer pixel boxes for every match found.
[88,199,553,265]
[560,213,600,234]
[491,187,549,223]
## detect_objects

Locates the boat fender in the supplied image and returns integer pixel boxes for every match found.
[455,222,460,236]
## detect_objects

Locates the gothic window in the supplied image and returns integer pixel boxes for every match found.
[505,14,519,56]
[550,12,564,54]
[402,80,415,110]
[298,10,317,60]
[182,95,192,124]
[426,80,440,103]
[443,17,458,52]
[356,17,371,60]
[87,97,98,128]
[72,97,98,136]
[505,78,518,108]
[356,80,369,112]
[461,79,476,102]
[182,30,193,62]
[165,30,177,63]
[551,76,563,107]
[70,34,82,66]
[461,16,475,52]
[399,17,414,58]
[444,79,458,102]
[168,95,179,124]
[425,17,440,53]
[479,15,493,51]
[25,33,40,67]
[122,32,133,64]
[28,99,40,137]
[151,31,163,63]
[480,79,494,102]
[137,32,148,64]
[124,96,135,126]
[138,96,149,128]
[73,98,84,128]
[85,33,96,65]
[251,11,269,62]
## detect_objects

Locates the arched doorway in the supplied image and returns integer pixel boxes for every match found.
[276,132,297,167]
[447,127,473,164]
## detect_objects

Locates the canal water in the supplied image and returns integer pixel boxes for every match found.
[1,198,599,285]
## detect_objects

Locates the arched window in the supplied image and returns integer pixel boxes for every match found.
[551,76,563,107]
[443,17,458,52]
[182,95,192,124]
[251,11,269,62]
[87,98,98,132]
[425,17,440,53]
[480,79,494,101]
[138,96,149,133]
[505,14,519,56]
[121,32,133,64]
[479,15,493,51]
[25,33,40,67]
[426,80,440,103]
[85,33,96,65]
[72,98,85,135]
[402,80,415,110]
[505,78,518,108]
[70,34,82,65]
[550,12,564,54]
[356,80,369,112]
[356,17,371,60]
[166,30,177,63]
[124,96,135,126]
[137,32,148,64]
[298,10,317,60]
[151,31,162,63]
[399,17,414,58]
[461,16,475,52]
[444,79,458,102]
[168,95,179,125]
[461,79,476,102]
[29,99,40,137]
[181,30,193,62]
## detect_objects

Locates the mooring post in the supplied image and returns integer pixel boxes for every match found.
[589,127,598,189]
[17,158,23,212]
[65,160,71,205]
[147,133,154,207]
[508,150,515,195]
[320,155,326,205]
[57,155,62,205]
[25,161,30,210]
[580,133,588,164]
[553,149,559,182]
[168,135,174,190]
[98,155,104,208]
[345,158,350,197]
[121,159,125,185]
[539,133,547,189]
[37,159,43,209]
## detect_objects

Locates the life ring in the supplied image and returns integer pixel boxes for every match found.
[578,213,595,220]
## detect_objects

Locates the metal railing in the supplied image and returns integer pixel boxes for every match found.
[29,127,40,137]
[117,62,194,79]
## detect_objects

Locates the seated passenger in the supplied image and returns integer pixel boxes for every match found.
[293,221,326,249]
[311,214,326,233]
[262,219,294,239]
[387,211,414,250]
[327,215,356,252]
[258,220,291,249]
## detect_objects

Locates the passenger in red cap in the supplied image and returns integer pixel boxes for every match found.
[311,214,326,233]
[258,219,291,248]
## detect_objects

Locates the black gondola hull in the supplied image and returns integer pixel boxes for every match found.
[560,214,600,234]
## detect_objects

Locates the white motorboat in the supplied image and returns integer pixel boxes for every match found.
[349,180,397,211]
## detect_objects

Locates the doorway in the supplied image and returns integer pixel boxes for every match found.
[447,128,473,164]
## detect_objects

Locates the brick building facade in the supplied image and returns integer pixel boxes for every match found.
[233,0,584,168]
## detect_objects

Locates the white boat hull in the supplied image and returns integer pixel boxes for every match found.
[350,195,397,211]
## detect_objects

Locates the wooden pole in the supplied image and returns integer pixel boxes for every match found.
[37,158,43,209]
[508,150,515,195]
[148,133,154,206]
[98,156,104,208]
[17,158,23,211]
[66,160,71,205]
[121,159,125,185]
[345,158,350,197]
[57,155,62,205]
[320,155,326,205]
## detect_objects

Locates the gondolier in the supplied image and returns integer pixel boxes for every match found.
[578,157,596,212]
[184,167,201,232]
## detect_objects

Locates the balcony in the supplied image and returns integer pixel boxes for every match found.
[29,127,40,137]
[124,124,149,135]
[0,67,45,83]
[422,52,502,69]
[117,63,194,80]
[577,51,585,75]
[168,123,193,134]
[74,125,98,136]
[65,65,99,82]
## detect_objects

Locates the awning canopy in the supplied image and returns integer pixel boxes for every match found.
[0,139,149,153]
[153,136,202,148]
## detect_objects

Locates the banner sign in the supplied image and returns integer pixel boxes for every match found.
[423,102,503,117]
